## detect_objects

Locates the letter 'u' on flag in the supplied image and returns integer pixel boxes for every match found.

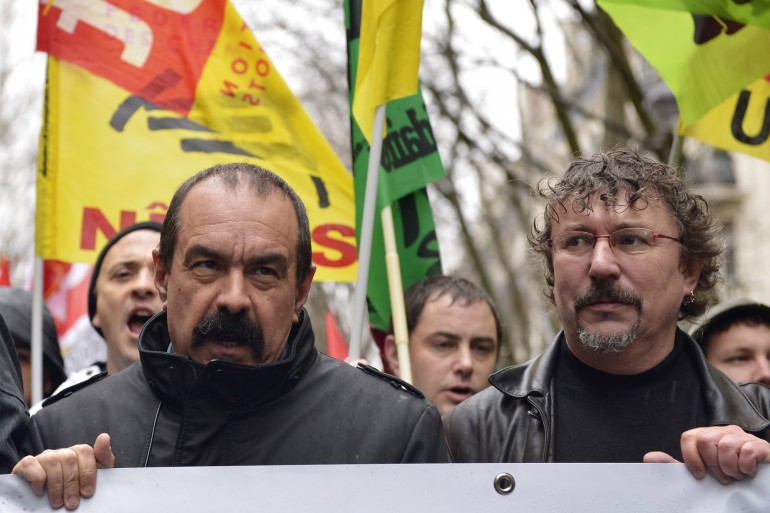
[599,0,770,127]
[352,0,424,142]
[679,75,770,162]
[36,0,356,282]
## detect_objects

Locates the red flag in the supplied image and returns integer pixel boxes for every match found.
[325,311,348,361]
[0,257,11,287]
[43,260,92,337]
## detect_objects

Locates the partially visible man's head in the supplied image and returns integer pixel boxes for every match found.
[89,222,162,374]
[691,299,770,385]
[153,163,315,366]
[529,148,723,367]
[0,288,66,405]
[383,275,501,415]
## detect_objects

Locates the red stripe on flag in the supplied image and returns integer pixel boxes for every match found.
[0,256,11,287]
[325,311,348,361]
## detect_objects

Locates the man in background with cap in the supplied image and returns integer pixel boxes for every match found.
[690,299,770,386]
[0,288,66,406]
[88,221,162,375]
[35,223,163,406]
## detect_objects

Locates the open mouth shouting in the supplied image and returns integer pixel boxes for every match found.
[127,306,156,339]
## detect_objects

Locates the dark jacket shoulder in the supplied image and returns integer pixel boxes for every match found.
[22,363,158,466]
[356,363,425,398]
[288,353,447,463]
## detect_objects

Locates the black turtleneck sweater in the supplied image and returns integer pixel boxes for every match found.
[554,334,708,462]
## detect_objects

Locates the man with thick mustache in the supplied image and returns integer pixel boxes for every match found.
[13,163,447,509]
[444,149,770,483]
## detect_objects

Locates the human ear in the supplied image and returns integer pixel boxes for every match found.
[152,249,169,310]
[293,265,316,323]
[383,334,400,377]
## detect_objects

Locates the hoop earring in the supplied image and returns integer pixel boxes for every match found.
[683,290,695,305]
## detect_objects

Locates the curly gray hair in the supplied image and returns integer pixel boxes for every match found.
[529,148,724,321]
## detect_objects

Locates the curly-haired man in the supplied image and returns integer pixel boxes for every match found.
[444,148,770,484]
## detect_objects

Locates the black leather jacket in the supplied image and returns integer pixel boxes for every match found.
[444,329,770,463]
[24,310,448,466]
[0,315,26,473]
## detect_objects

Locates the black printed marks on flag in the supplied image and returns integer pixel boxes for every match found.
[731,89,770,145]
[109,68,258,158]
[353,107,438,173]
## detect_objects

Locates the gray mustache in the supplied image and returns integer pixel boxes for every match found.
[574,282,642,310]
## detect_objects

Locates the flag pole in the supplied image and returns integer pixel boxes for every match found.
[31,256,44,405]
[350,104,388,360]
[668,123,684,168]
[381,205,412,383]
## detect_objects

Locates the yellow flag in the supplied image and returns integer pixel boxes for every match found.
[680,76,770,162]
[352,0,424,142]
[36,1,357,282]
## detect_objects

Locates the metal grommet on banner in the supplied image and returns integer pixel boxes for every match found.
[493,472,515,495]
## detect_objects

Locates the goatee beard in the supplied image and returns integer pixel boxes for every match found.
[577,321,640,353]
[574,281,642,354]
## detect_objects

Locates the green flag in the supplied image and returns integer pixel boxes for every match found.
[345,0,444,332]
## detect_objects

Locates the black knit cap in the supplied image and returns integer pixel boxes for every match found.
[689,298,770,352]
[87,222,162,337]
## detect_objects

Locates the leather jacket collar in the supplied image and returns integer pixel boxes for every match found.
[137,310,317,413]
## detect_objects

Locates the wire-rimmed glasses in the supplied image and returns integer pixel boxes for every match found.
[548,228,680,256]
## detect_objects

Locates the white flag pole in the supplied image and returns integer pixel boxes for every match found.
[31,256,44,405]
[349,104,387,361]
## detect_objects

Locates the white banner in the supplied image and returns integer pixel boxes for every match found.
[2,463,769,512]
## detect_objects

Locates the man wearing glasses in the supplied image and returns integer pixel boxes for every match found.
[444,148,770,483]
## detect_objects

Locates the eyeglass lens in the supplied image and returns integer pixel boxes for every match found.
[551,228,662,255]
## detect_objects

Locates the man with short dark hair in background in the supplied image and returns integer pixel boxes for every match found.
[382,275,500,415]
[444,148,770,484]
[14,163,447,509]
